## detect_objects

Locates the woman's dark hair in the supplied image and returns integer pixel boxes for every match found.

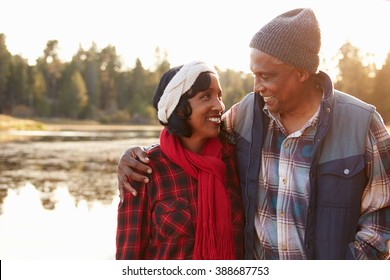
[152,66,213,138]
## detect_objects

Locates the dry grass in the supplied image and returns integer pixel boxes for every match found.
[0,114,48,131]
[0,114,162,132]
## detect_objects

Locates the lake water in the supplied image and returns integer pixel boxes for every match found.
[0,127,160,259]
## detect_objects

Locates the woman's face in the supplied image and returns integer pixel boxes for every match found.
[186,73,224,145]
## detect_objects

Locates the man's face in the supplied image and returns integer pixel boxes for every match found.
[250,48,305,116]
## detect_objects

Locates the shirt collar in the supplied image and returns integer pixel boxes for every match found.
[263,100,322,136]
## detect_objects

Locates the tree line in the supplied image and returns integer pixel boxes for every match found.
[0,33,389,124]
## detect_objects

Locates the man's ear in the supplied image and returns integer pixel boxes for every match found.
[296,69,310,82]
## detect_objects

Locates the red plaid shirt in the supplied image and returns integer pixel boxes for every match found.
[116,142,244,259]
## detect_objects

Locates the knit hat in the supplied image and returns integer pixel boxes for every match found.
[249,8,321,73]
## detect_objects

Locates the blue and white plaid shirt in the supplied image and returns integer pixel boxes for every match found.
[248,104,390,260]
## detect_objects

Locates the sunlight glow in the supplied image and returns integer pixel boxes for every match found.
[1,0,389,76]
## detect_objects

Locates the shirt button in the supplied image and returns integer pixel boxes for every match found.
[280,211,285,217]
[281,245,287,251]
[284,142,289,148]
[282,178,287,184]
[344,169,350,175]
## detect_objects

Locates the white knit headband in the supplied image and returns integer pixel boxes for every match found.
[157,61,217,124]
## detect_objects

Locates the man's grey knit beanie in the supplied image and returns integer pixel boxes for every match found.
[249,8,321,73]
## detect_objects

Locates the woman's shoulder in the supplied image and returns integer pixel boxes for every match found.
[146,145,168,166]
[147,145,162,157]
[146,145,180,172]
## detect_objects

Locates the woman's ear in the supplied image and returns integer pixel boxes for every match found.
[175,108,186,120]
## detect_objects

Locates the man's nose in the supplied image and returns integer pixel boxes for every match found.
[253,78,265,93]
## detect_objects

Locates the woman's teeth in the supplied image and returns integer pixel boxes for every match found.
[208,117,221,123]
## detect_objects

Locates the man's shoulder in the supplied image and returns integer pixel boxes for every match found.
[237,92,256,108]
[333,90,375,112]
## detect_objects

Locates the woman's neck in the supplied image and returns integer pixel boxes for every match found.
[179,136,206,154]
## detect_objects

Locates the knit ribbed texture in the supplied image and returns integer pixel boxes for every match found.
[157,61,217,123]
[249,8,321,73]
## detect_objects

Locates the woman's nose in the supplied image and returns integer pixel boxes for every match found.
[212,98,225,113]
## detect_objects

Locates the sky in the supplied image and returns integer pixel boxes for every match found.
[1,0,390,77]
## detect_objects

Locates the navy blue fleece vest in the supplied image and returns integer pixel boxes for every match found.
[233,72,375,259]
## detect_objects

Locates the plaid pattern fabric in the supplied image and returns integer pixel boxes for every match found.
[224,96,390,259]
[355,111,390,260]
[227,103,390,260]
[254,107,320,259]
[116,142,244,260]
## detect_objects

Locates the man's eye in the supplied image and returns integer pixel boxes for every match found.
[261,74,271,79]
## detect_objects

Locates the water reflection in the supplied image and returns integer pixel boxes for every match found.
[0,129,160,259]
[0,136,160,204]
[0,183,118,259]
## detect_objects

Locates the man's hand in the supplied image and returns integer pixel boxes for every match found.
[117,146,152,202]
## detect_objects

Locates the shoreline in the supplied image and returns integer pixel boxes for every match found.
[0,114,162,143]
[0,114,161,132]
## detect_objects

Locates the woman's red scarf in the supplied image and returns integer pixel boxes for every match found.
[160,128,236,259]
